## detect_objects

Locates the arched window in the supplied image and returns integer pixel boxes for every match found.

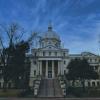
[97,82,100,86]
[88,82,90,87]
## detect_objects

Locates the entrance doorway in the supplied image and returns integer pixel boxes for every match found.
[48,61,52,78]
[48,71,52,78]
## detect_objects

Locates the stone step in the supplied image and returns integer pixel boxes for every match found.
[38,79,63,97]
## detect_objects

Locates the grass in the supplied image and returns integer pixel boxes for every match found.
[0,89,21,97]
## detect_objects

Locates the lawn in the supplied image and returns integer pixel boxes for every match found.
[0,89,21,97]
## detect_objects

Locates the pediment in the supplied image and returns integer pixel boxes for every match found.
[81,52,98,58]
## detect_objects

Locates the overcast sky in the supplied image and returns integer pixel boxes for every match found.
[0,0,100,54]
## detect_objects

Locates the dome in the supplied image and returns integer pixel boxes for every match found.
[42,24,60,41]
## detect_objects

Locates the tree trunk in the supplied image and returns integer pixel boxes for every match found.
[3,81,7,92]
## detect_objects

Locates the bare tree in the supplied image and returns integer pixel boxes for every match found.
[0,23,37,91]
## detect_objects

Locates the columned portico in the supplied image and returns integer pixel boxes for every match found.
[39,60,62,79]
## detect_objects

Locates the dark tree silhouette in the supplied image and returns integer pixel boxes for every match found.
[0,23,37,91]
[66,58,99,90]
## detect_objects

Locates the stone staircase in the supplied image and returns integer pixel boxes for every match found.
[38,79,63,97]
[54,79,63,97]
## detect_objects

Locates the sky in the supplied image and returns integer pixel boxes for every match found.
[0,0,100,54]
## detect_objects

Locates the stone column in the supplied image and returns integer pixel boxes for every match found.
[59,61,63,75]
[46,60,48,78]
[58,61,60,75]
[40,61,42,75]
[52,60,54,78]
[61,61,63,75]
[37,61,39,75]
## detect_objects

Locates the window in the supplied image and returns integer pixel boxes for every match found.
[42,43,44,47]
[49,52,51,56]
[49,47,51,49]
[95,59,97,62]
[34,52,37,56]
[63,53,66,57]
[92,82,95,87]
[33,61,36,65]
[34,70,36,76]
[94,66,98,70]
[89,59,92,62]
[43,52,45,56]
[88,82,90,87]
[64,61,66,64]
[55,52,57,56]
[97,82,100,86]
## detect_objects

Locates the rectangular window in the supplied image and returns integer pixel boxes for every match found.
[49,52,51,56]
[34,70,36,76]
[89,59,92,62]
[34,52,37,56]
[64,61,66,64]
[43,52,45,56]
[63,53,66,56]
[95,59,97,62]
[33,61,36,65]
[55,52,57,56]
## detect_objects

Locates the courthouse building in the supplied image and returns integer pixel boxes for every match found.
[0,24,100,91]
[29,24,100,88]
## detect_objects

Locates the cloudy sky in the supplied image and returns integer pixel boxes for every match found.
[0,0,100,54]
